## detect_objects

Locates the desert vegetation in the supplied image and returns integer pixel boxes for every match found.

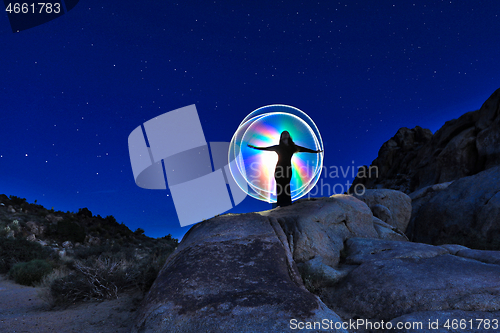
[0,194,178,307]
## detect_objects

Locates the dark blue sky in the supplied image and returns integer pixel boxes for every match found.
[1,0,499,241]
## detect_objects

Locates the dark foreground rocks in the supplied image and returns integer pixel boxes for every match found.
[409,165,500,247]
[133,211,347,333]
[133,191,500,333]
[133,194,410,333]
[322,237,500,333]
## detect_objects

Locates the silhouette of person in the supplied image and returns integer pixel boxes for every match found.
[248,131,323,207]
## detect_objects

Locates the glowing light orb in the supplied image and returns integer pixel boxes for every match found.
[229,104,324,203]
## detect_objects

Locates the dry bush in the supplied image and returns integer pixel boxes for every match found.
[36,267,71,306]
[49,256,140,306]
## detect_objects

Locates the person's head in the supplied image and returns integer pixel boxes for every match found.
[279,131,294,146]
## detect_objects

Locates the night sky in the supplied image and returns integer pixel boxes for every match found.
[1,0,499,241]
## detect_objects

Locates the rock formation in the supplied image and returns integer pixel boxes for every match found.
[350,88,500,248]
[409,165,500,248]
[350,87,500,194]
[352,189,411,233]
[323,237,500,327]
[134,88,500,332]
[134,210,347,333]
[134,193,410,332]
[135,192,500,332]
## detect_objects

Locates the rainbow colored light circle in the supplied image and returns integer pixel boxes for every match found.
[229,105,324,203]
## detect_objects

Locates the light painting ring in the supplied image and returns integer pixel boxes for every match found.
[229,105,324,203]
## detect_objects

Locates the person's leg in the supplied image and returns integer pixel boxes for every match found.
[275,165,293,207]
[276,181,284,207]
[283,182,292,206]
[282,166,292,206]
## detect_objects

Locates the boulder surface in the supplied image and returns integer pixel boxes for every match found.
[410,165,500,247]
[134,197,385,333]
[323,238,500,321]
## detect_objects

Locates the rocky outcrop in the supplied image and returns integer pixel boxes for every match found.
[456,248,500,265]
[438,243,468,255]
[134,210,347,333]
[347,88,500,248]
[323,238,500,322]
[353,189,412,232]
[342,237,448,264]
[409,165,500,248]
[372,217,408,242]
[350,126,433,193]
[45,214,64,224]
[405,181,454,241]
[350,87,500,194]
[134,194,411,332]
[263,195,378,269]
[134,190,500,332]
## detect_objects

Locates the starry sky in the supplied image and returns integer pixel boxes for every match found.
[1,0,499,241]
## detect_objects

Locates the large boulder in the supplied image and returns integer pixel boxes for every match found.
[134,195,413,332]
[406,181,454,241]
[410,165,500,248]
[476,87,500,168]
[350,87,500,194]
[352,189,412,232]
[323,238,500,321]
[350,126,433,193]
[134,209,349,333]
[456,248,500,265]
[262,195,379,268]
[372,217,409,242]
[343,237,448,264]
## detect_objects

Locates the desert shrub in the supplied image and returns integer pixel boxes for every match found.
[134,228,145,236]
[8,259,53,286]
[137,251,171,292]
[0,225,10,238]
[129,241,175,292]
[103,215,119,230]
[56,219,86,243]
[0,237,53,273]
[35,267,71,306]
[8,195,26,206]
[77,207,92,218]
[121,245,137,260]
[159,234,179,246]
[118,223,133,237]
[88,224,104,234]
[72,243,125,260]
[7,219,21,232]
[49,244,174,306]
[49,256,139,304]
[0,194,9,203]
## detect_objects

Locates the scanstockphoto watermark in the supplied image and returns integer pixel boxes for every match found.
[309,162,378,196]
[290,318,424,331]
[246,160,378,196]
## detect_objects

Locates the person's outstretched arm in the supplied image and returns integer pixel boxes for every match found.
[296,145,323,153]
[247,144,278,151]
